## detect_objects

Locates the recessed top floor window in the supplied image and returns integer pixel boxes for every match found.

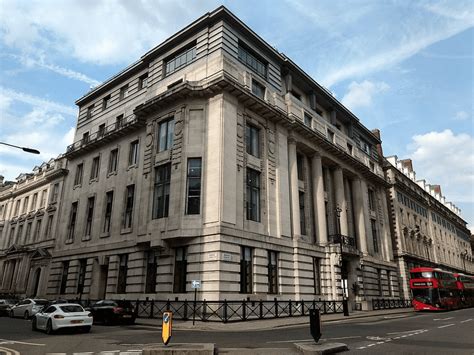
[245,123,260,158]
[251,79,265,100]
[116,114,124,129]
[86,105,94,120]
[238,43,267,78]
[82,132,89,144]
[157,119,174,152]
[139,73,148,90]
[102,94,111,110]
[119,84,129,101]
[304,113,312,128]
[361,140,371,155]
[165,45,196,76]
[98,124,105,138]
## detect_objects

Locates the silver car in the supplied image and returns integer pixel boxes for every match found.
[9,298,49,319]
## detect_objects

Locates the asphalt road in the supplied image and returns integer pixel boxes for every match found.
[0,307,473,354]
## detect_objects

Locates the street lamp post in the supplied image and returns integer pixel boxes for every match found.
[335,206,349,316]
[0,141,40,155]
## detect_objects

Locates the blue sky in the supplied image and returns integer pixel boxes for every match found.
[0,0,473,230]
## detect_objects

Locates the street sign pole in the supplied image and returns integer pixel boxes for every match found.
[193,287,197,325]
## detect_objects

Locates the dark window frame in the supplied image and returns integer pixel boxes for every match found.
[145,251,157,293]
[128,140,139,166]
[164,45,197,76]
[74,163,83,186]
[313,257,321,295]
[139,73,148,90]
[240,246,253,293]
[122,185,135,229]
[108,148,119,174]
[117,254,128,293]
[90,156,100,181]
[153,164,171,219]
[67,202,78,241]
[245,123,260,158]
[77,259,87,294]
[103,191,114,233]
[173,247,187,293]
[267,250,278,294]
[251,79,265,99]
[186,158,202,215]
[60,261,69,294]
[299,191,306,235]
[246,168,261,222]
[157,118,175,152]
[85,196,95,237]
[237,42,267,78]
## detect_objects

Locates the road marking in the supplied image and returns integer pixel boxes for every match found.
[383,315,410,319]
[393,337,401,339]
[0,339,45,346]
[357,347,367,350]
[0,346,21,355]
[438,323,455,329]
[433,317,453,321]
[367,343,376,347]
[324,336,362,340]
[387,329,424,334]
[376,341,385,344]
[267,339,313,343]
[460,318,472,323]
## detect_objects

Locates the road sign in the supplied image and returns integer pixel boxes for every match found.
[192,280,201,289]
[162,311,172,345]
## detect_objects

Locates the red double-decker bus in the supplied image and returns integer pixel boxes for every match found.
[455,273,474,308]
[410,267,461,311]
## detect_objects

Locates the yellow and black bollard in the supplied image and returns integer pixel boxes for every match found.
[162,311,173,345]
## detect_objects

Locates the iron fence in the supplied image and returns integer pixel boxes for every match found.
[372,298,412,310]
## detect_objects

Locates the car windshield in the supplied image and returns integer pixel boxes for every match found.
[117,301,133,307]
[34,300,49,305]
[60,305,84,313]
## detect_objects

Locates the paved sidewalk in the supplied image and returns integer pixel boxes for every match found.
[135,308,414,332]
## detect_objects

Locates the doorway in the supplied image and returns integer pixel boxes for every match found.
[32,268,41,297]
[98,264,109,299]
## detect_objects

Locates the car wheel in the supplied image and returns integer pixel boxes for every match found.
[83,326,91,333]
[45,319,53,335]
[24,311,29,320]
[32,317,37,331]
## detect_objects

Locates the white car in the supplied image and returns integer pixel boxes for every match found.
[32,303,93,334]
[9,298,49,319]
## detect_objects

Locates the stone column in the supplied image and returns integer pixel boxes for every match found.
[288,138,301,237]
[333,167,348,235]
[352,178,368,254]
[360,179,372,253]
[311,153,327,244]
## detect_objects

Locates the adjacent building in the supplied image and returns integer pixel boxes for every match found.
[0,157,67,298]
[45,6,398,309]
[384,156,473,298]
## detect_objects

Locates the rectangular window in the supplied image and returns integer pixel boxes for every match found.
[378,269,383,296]
[246,169,261,222]
[297,153,304,180]
[153,164,171,219]
[299,191,306,235]
[116,114,124,130]
[122,185,135,229]
[238,43,267,77]
[90,156,100,180]
[313,257,321,295]
[45,214,53,238]
[128,140,139,166]
[186,158,202,215]
[9,227,15,246]
[240,246,253,293]
[245,124,260,158]
[304,113,312,127]
[251,79,265,99]
[22,196,29,214]
[368,189,376,211]
[157,119,175,152]
[119,84,129,100]
[165,45,196,75]
[98,123,105,138]
[102,94,111,110]
[14,200,20,216]
[139,73,148,90]
[34,219,42,241]
[60,261,69,294]
[41,189,47,207]
[117,254,128,293]
[74,163,83,185]
[108,148,118,174]
[328,130,335,143]
[268,251,278,294]
[82,131,89,144]
[25,222,32,243]
[371,219,379,253]
[85,197,95,237]
[31,193,38,211]
[68,202,78,240]
[77,259,87,294]
[145,251,157,293]
[103,191,114,233]
[388,271,393,297]
[173,247,187,293]
[361,140,371,155]
[51,183,59,203]
[86,105,94,120]
[17,224,23,244]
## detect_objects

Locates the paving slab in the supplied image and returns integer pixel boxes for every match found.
[142,343,214,355]
[295,342,348,355]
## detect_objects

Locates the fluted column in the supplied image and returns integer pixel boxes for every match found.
[311,153,327,244]
[333,167,348,235]
[288,138,301,237]
[352,178,368,254]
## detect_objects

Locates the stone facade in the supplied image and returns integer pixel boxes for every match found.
[0,157,67,298]
[384,156,473,298]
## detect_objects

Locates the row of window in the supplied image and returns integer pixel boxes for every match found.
[3,184,59,220]
[396,191,428,218]
[7,214,54,246]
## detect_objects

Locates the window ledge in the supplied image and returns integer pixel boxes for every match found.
[82,236,91,242]
[127,164,138,171]
[100,232,110,238]
[65,239,74,245]
[73,184,82,190]
[89,178,98,184]
[120,227,132,235]
[107,171,117,178]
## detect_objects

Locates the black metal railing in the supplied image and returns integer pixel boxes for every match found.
[71,298,345,323]
[329,234,357,248]
[372,298,412,310]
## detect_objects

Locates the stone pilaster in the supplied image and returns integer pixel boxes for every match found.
[352,178,368,254]
[288,138,301,237]
[333,167,348,235]
[311,153,327,244]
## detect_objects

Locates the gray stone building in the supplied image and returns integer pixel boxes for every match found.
[384,156,473,298]
[46,7,399,309]
[0,157,67,298]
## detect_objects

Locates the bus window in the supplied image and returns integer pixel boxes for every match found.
[411,272,433,279]
[412,288,439,306]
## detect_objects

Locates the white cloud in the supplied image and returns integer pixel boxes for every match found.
[0,0,216,65]
[341,80,389,110]
[408,129,474,204]
[453,110,470,121]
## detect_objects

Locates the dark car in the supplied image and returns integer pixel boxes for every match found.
[0,299,16,316]
[89,300,135,325]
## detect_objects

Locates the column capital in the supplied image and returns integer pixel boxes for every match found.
[288,136,297,146]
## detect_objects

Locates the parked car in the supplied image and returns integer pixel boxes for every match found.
[0,299,16,316]
[9,298,49,319]
[88,300,136,324]
[32,303,93,334]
